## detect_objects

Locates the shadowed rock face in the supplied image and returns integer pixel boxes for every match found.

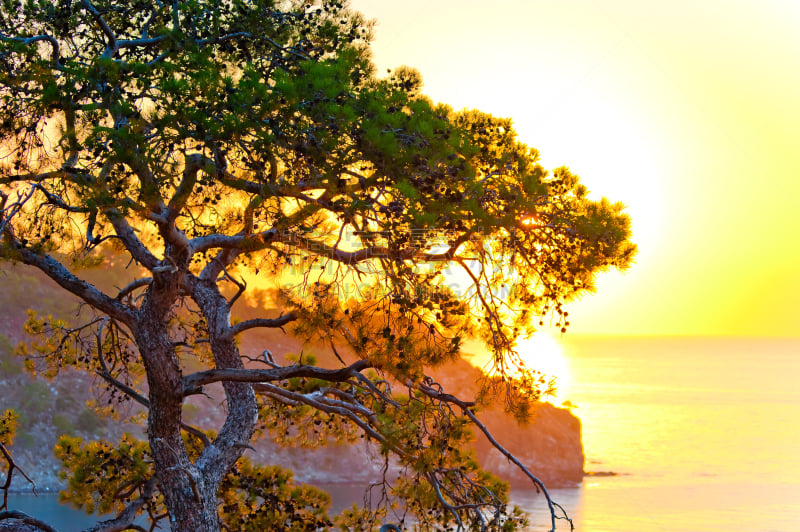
[474,402,585,487]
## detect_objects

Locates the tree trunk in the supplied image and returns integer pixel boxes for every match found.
[135,312,221,531]
[131,277,258,531]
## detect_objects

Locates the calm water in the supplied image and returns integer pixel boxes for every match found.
[515,336,800,532]
[6,337,799,531]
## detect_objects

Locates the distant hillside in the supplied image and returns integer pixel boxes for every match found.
[0,263,147,491]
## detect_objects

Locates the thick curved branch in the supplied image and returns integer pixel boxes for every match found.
[107,211,160,270]
[190,229,459,266]
[115,277,153,301]
[228,312,297,337]
[116,35,167,50]
[281,232,470,264]
[82,477,157,532]
[0,511,58,532]
[0,33,61,68]
[80,0,117,58]
[166,154,206,224]
[11,246,133,325]
[0,169,76,186]
[182,360,370,391]
[189,229,278,255]
[187,278,258,489]
[198,247,239,283]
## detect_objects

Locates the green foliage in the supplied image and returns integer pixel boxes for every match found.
[56,432,340,530]
[55,433,153,516]
[218,459,334,530]
[19,312,84,378]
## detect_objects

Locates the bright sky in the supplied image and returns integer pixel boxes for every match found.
[349,0,800,337]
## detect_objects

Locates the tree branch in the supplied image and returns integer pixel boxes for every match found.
[166,154,206,225]
[0,33,61,68]
[190,228,460,266]
[10,246,133,325]
[197,32,311,61]
[0,510,58,532]
[228,312,297,337]
[81,477,157,532]
[252,382,398,455]
[0,169,75,186]
[1,442,35,512]
[107,211,160,270]
[416,382,573,532]
[116,35,168,50]
[189,229,278,255]
[182,360,370,392]
[80,0,117,58]
[115,278,153,301]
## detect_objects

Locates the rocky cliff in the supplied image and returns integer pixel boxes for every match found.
[474,402,584,487]
[424,357,585,488]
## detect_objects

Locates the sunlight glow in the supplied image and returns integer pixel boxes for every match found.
[464,332,571,400]
[519,214,539,228]
[515,332,571,400]
[349,0,800,337]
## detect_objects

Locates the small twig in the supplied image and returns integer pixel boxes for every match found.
[1,442,36,511]
[82,477,157,532]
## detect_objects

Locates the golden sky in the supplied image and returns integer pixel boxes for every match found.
[349,0,800,337]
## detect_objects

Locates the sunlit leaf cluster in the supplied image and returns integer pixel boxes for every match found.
[0,409,17,446]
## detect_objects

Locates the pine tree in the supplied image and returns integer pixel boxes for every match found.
[0,1,634,530]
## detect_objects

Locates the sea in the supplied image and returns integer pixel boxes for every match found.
[6,336,800,531]
[516,335,800,532]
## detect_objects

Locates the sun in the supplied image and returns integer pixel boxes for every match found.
[463,332,571,400]
[514,332,571,400]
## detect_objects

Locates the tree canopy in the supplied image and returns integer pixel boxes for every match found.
[0,0,635,530]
